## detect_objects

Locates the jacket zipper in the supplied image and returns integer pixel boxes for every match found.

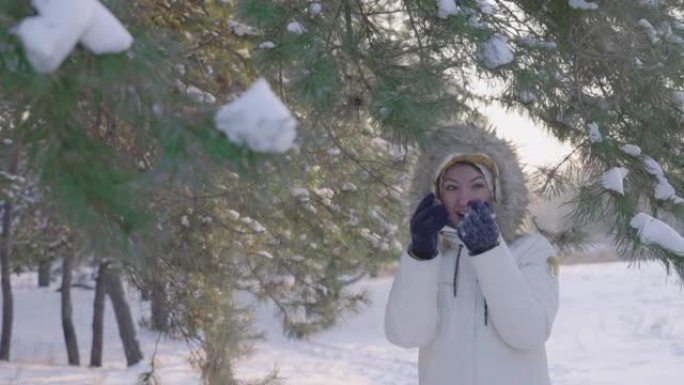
[453,244,463,297]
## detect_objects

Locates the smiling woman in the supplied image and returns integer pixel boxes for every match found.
[438,161,494,226]
[384,123,560,385]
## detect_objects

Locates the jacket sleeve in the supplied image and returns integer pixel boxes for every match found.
[470,233,559,350]
[384,249,441,348]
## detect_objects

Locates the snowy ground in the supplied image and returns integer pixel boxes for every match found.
[1,260,683,385]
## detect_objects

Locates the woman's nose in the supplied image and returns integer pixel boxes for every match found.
[457,192,471,207]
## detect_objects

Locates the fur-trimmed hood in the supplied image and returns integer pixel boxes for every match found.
[409,123,529,241]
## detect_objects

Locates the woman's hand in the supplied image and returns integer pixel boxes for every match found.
[410,193,449,260]
[456,200,500,256]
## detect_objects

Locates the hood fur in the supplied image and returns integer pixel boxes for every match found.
[409,123,529,241]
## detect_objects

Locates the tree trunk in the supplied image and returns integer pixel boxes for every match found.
[1,147,21,361]
[105,267,143,366]
[150,277,169,332]
[61,254,80,366]
[0,200,14,361]
[38,259,51,287]
[89,261,108,367]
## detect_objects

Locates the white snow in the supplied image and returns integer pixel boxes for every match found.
[286,22,307,35]
[13,0,131,73]
[308,2,322,17]
[250,221,267,233]
[568,0,599,10]
[214,78,297,154]
[642,155,664,176]
[313,187,335,200]
[257,250,274,260]
[2,260,684,384]
[631,213,684,255]
[467,15,486,29]
[480,34,514,69]
[673,91,684,113]
[186,85,216,104]
[13,0,94,73]
[666,34,684,46]
[0,273,199,385]
[518,36,558,50]
[638,19,661,44]
[519,90,538,104]
[258,41,276,49]
[78,0,134,55]
[601,167,628,195]
[228,20,261,37]
[436,0,460,19]
[240,261,684,385]
[289,187,311,202]
[655,175,676,201]
[474,0,496,14]
[621,144,642,156]
[633,57,644,68]
[587,122,603,143]
[341,183,358,192]
[638,156,678,200]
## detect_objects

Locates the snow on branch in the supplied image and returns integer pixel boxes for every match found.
[308,2,322,17]
[474,0,496,14]
[13,0,133,73]
[673,91,684,115]
[568,0,599,10]
[287,22,307,35]
[638,19,660,44]
[436,0,460,19]
[630,213,684,256]
[601,167,628,195]
[621,144,642,157]
[228,20,262,37]
[617,145,683,203]
[215,78,297,154]
[587,122,603,143]
[480,34,513,69]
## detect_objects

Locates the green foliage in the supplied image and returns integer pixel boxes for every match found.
[0,2,252,251]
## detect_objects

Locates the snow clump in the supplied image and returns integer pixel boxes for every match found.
[214,78,297,153]
[480,34,514,69]
[568,0,599,10]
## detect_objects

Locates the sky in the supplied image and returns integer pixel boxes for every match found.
[482,102,573,169]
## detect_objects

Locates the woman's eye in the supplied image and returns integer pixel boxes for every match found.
[473,183,485,189]
[445,185,458,191]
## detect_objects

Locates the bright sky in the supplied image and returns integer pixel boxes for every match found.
[481,102,573,170]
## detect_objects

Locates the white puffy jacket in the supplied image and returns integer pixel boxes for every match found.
[385,232,559,385]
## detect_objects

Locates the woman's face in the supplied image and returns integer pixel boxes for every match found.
[439,163,494,226]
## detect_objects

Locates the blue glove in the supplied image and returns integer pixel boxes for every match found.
[456,200,500,256]
[410,193,449,260]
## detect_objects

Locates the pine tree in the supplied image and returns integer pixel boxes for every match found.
[234,0,684,277]
[0,0,260,372]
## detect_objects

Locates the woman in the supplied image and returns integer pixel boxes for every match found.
[384,123,559,385]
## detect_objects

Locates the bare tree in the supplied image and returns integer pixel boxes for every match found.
[106,266,143,366]
[61,253,79,365]
[90,261,108,367]
[37,258,51,287]
[0,147,19,361]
